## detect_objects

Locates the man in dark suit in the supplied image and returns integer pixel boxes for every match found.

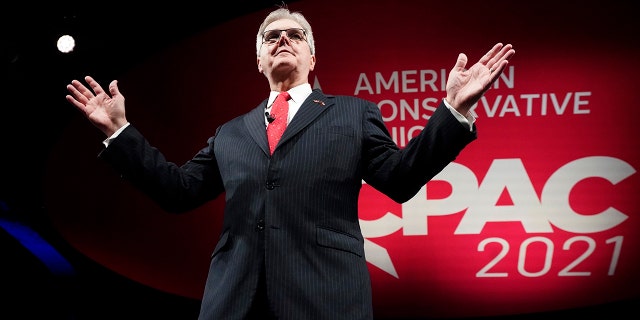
[65,6,514,320]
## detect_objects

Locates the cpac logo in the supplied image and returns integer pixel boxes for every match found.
[359,156,636,277]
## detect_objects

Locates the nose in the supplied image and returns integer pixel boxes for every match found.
[276,31,292,45]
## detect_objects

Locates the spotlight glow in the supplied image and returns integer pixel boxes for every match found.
[57,35,75,53]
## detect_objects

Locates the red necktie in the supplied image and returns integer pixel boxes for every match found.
[267,91,290,154]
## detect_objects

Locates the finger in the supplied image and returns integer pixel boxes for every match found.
[495,44,514,63]
[67,80,91,104]
[490,45,515,74]
[501,44,515,62]
[479,43,503,66]
[69,78,98,102]
[491,60,509,77]
[65,91,88,111]
[85,75,107,97]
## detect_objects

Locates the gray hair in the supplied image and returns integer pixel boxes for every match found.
[255,7,315,56]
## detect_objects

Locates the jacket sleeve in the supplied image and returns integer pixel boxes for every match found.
[98,125,225,213]
[362,100,477,203]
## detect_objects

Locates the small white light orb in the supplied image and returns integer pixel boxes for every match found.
[57,35,75,53]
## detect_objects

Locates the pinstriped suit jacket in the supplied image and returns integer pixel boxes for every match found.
[100,89,476,319]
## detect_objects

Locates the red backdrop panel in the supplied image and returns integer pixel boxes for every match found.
[46,0,639,318]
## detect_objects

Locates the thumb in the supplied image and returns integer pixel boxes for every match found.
[108,80,121,97]
[454,53,468,70]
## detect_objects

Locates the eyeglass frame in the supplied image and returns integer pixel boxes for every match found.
[261,28,308,46]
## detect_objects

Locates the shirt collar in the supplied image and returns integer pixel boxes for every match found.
[267,83,312,107]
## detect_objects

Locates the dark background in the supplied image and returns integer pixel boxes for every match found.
[0,2,286,319]
[1,1,637,319]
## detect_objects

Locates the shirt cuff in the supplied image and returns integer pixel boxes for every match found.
[102,123,131,147]
[443,99,475,131]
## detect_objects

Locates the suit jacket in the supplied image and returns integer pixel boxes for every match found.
[100,89,477,319]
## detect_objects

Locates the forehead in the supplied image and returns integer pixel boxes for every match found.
[265,19,303,31]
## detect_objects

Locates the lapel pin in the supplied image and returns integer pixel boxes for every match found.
[313,99,326,106]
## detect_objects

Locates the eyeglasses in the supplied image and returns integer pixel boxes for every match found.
[262,28,307,45]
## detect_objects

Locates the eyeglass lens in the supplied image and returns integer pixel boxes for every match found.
[263,29,306,44]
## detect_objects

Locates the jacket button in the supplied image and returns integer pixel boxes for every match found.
[256,219,265,231]
[266,182,275,190]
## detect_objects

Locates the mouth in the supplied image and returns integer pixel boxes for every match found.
[275,49,293,56]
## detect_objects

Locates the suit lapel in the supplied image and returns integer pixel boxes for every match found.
[244,100,270,155]
[280,89,332,144]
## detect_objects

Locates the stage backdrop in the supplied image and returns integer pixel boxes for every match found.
[46,0,639,318]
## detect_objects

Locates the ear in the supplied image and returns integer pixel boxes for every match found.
[257,57,263,73]
[309,55,316,72]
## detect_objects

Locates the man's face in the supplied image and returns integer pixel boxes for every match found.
[257,19,315,80]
